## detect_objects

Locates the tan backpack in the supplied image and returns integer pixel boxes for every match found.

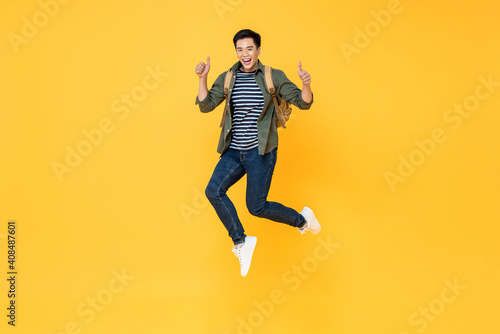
[220,65,291,129]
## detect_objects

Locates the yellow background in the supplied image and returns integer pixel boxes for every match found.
[1,0,499,333]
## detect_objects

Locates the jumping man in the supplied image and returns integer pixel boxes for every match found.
[195,29,321,277]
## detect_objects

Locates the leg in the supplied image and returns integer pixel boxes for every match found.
[205,148,247,245]
[244,148,306,228]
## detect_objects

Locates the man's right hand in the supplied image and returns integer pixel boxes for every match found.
[195,56,210,78]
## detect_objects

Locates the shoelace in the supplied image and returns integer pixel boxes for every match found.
[232,247,243,265]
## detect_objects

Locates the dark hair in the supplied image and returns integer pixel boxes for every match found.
[233,29,261,49]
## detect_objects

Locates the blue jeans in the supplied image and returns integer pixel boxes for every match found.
[205,147,306,245]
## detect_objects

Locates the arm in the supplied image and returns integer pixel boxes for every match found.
[276,63,314,110]
[196,57,210,101]
[298,61,312,103]
[301,83,312,104]
[194,57,226,113]
[198,76,208,102]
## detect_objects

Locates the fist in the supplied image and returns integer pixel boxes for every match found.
[195,56,211,78]
[298,61,311,85]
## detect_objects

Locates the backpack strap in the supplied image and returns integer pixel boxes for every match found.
[264,65,275,94]
[264,65,286,128]
[224,69,233,95]
[220,69,233,128]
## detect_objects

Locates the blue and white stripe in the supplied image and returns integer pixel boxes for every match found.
[229,68,264,151]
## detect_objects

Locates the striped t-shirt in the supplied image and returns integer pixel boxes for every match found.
[229,68,264,151]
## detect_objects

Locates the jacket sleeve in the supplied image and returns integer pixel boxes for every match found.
[195,72,227,113]
[275,69,314,110]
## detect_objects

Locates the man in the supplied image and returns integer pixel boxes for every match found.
[195,29,320,277]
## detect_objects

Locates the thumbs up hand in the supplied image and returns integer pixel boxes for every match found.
[195,56,211,78]
[298,61,311,85]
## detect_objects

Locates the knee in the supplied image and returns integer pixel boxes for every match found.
[205,180,225,203]
[247,200,266,217]
[205,183,218,203]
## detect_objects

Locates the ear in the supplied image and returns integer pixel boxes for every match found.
[257,47,261,56]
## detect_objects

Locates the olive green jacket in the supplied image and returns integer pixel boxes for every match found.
[195,60,314,155]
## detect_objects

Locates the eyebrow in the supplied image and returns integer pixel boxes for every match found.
[237,46,254,50]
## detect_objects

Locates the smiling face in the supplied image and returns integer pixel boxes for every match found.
[235,37,261,72]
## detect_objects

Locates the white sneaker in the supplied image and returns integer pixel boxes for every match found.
[298,207,321,235]
[232,236,257,277]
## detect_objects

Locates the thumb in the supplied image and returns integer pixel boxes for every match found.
[206,56,211,65]
[298,61,302,72]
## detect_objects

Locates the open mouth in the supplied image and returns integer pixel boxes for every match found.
[242,58,251,66]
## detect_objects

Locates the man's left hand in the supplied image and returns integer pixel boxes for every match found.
[298,61,311,85]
